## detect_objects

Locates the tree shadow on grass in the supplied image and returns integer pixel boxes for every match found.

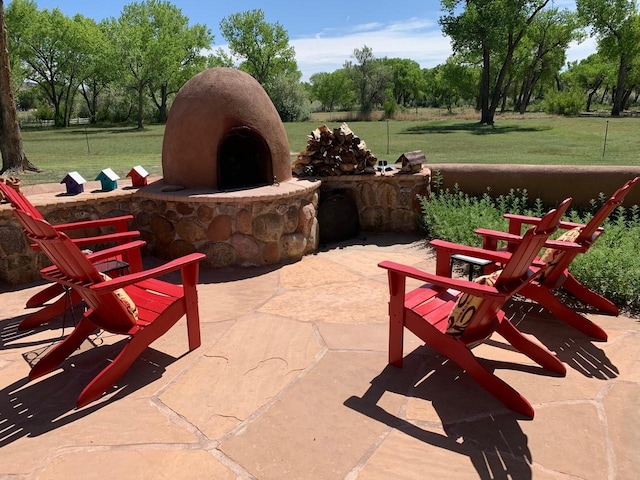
[402,122,552,135]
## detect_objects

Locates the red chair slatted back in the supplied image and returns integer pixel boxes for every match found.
[13,210,137,333]
[0,182,44,219]
[497,197,572,287]
[576,176,640,242]
[458,198,572,340]
[540,177,640,286]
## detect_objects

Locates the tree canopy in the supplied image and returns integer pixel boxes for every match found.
[577,0,640,116]
[218,9,298,88]
[106,0,212,128]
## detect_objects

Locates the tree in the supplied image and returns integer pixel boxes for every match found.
[309,69,355,112]
[380,57,427,107]
[218,9,298,90]
[513,8,582,113]
[440,0,551,124]
[563,54,614,111]
[268,74,310,121]
[107,0,212,129]
[577,0,640,116]
[144,6,212,123]
[6,1,96,127]
[344,46,391,117]
[79,19,119,124]
[0,0,37,174]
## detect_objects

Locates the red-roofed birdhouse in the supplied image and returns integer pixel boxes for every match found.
[60,171,87,195]
[95,168,120,191]
[127,165,149,187]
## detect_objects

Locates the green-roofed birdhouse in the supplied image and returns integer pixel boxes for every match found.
[127,165,149,187]
[60,171,86,195]
[95,168,120,191]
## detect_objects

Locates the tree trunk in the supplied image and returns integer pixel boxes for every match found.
[611,56,628,117]
[158,83,168,123]
[0,0,39,174]
[136,82,144,129]
[479,43,492,124]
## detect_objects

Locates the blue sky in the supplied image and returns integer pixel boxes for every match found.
[29,0,596,81]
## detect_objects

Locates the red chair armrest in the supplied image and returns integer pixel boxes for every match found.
[542,239,586,252]
[475,228,523,250]
[31,231,141,250]
[429,239,512,275]
[53,215,134,232]
[378,261,503,299]
[91,253,205,292]
[83,240,147,263]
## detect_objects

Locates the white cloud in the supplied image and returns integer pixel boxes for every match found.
[291,18,452,81]
[565,35,598,65]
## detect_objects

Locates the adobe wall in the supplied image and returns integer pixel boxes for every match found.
[430,164,640,208]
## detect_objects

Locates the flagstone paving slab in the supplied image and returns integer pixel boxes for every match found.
[36,450,237,480]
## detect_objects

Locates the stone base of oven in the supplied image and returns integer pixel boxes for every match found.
[133,179,321,268]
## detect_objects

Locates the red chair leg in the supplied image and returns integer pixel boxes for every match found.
[26,283,64,307]
[19,289,83,330]
[496,319,566,375]
[76,311,181,408]
[562,273,619,316]
[524,285,608,341]
[181,262,202,351]
[436,334,534,418]
[406,315,535,418]
[29,316,98,380]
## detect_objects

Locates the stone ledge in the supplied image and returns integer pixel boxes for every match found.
[136,178,320,203]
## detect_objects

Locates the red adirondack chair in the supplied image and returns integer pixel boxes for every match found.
[379,198,572,418]
[0,181,141,329]
[476,177,639,341]
[12,208,204,408]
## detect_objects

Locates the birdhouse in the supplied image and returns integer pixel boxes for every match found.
[95,168,120,191]
[60,171,87,195]
[395,151,426,174]
[127,165,149,187]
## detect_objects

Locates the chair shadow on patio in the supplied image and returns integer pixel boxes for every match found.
[345,347,546,479]
[0,305,84,352]
[0,336,177,449]
[503,299,619,380]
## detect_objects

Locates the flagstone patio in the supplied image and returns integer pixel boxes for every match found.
[1,233,638,479]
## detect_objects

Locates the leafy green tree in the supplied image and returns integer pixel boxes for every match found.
[513,7,582,113]
[268,74,310,121]
[563,54,615,111]
[74,18,115,124]
[107,0,213,128]
[309,69,355,111]
[380,58,427,107]
[6,1,96,126]
[440,0,551,124]
[218,9,298,89]
[423,60,478,111]
[577,0,640,116]
[344,45,391,117]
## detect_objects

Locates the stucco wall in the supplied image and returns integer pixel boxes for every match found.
[430,164,640,208]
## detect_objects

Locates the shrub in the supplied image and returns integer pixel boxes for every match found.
[419,171,640,314]
[542,89,583,116]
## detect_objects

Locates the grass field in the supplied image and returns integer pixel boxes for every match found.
[12,110,640,186]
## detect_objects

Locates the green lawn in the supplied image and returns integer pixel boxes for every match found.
[13,113,640,186]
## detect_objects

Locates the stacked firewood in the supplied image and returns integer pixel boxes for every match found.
[293,123,378,176]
